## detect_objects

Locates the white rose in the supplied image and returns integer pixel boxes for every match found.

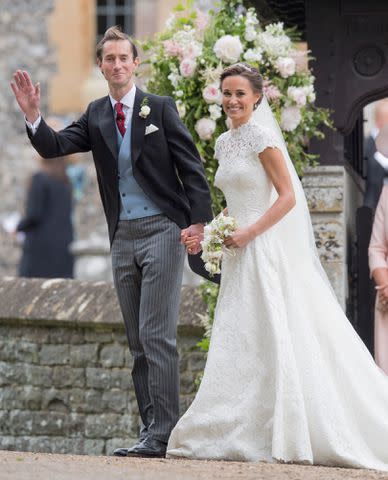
[175,90,184,97]
[202,83,222,104]
[244,26,257,42]
[303,84,316,102]
[179,58,197,78]
[280,106,302,132]
[287,86,307,107]
[257,31,291,58]
[213,35,243,64]
[139,105,151,118]
[209,104,222,121]
[176,100,186,118]
[243,48,263,63]
[275,57,296,78]
[167,71,181,88]
[195,118,216,140]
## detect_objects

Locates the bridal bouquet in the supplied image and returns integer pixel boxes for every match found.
[201,213,237,276]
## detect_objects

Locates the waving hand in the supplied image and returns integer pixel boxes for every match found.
[10,70,41,122]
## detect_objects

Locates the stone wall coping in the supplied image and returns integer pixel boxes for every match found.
[0,277,205,333]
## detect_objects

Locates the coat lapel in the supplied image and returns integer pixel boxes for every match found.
[99,96,118,162]
[131,88,147,164]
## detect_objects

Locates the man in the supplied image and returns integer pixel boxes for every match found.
[10,26,213,458]
[364,99,388,211]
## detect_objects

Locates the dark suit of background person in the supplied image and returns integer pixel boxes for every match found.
[364,134,387,211]
[16,157,74,278]
[11,28,213,458]
[364,100,388,211]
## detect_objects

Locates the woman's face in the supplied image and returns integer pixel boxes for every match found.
[221,75,260,127]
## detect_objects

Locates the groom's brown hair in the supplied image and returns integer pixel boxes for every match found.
[96,26,138,61]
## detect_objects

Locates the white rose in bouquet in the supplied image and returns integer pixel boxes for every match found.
[275,57,296,78]
[201,213,238,276]
[304,84,316,102]
[195,118,216,140]
[202,83,223,104]
[209,104,222,121]
[287,86,307,107]
[243,48,263,63]
[280,106,302,132]
[214,35,243,64]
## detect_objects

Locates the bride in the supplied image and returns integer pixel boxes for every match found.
[167,63,388,470]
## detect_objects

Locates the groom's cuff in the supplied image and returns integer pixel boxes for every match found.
[25,115,42,135]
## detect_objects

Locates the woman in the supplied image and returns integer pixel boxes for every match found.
[167,63,388,470]
[16,155,74,278]
[369,185,388,374]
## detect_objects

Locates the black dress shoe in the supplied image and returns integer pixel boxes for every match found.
[125,438,167,458]
[113,429,149,457]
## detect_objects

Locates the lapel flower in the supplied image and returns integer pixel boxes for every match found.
[139,97,151,118]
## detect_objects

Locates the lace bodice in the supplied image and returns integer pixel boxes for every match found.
[214,119,280,227]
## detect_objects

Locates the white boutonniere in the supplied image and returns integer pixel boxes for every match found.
[139,97,151,118]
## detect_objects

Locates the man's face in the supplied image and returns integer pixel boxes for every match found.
[98,40,139,91]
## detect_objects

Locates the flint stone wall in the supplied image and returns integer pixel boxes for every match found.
[0,277,205,455]
[302,165,363,309]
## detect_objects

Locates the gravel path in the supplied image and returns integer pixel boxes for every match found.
[1,451,388,480]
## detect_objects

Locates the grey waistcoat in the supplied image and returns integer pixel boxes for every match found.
[116,121,162,221]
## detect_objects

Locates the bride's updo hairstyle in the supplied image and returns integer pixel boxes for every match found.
[220,63,263,109]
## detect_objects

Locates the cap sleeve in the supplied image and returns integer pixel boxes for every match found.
[250,124,281,156]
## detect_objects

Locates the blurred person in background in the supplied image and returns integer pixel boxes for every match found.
[15,154,74,278]
[369,122,388,375]
[364,99,388,211]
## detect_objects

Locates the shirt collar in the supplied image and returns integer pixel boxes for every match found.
[109,84,136,111]
[371,127,380,140]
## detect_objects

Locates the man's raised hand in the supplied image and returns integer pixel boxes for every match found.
[10,70,41,122]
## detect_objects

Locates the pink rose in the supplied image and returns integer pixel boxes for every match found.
[202,83,222,104]
[163,40,184,59]
[263,80,282,102]
[179,58,197,78]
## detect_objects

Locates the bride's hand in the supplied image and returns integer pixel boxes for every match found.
[224,227,255,249]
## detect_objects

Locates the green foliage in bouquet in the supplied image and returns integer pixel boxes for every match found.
[141,0,332,354]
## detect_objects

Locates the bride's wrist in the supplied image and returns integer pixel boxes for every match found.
[248,224,260,239]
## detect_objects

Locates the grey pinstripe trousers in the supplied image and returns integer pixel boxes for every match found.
[111,215,185,443]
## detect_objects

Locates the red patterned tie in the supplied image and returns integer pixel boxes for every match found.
[116,102,126,137]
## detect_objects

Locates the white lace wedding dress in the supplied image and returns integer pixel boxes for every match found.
[167,119,388,470]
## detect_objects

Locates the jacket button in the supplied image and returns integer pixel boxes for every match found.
[122,193,126,197]
[144,206,148,210]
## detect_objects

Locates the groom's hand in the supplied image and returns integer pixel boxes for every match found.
[181,224,204,255]
[10,70,41,122]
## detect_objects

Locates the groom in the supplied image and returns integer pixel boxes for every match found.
[10,26,213,457]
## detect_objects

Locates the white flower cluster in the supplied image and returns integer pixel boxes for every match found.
[201,213,238,276]
[244,8,259,42]
[149,3,322,140]
[257,23,291,59]
[287,85,316,107]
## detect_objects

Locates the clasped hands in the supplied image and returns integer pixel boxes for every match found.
[181,224,255,254]
[376,284,388,312]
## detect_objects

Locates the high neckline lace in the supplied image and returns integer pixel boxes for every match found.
[230,117,255,135]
